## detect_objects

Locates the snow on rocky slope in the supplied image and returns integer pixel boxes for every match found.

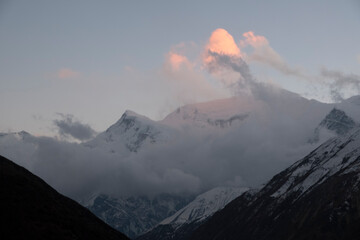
[270,127,360,199]
[160,187,249,226]
[137,187,248,240]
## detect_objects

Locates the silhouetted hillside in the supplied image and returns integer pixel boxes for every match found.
[0,155,129,240]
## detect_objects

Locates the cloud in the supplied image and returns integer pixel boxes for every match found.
[240,31,306,78]
[53,113,96,141]
[204,28,242,65]
[56,68,80,79]
[203,28,241,71]
[167,52,192,71]
[321,68,360,102]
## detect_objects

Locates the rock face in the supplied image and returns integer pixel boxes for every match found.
[191,128,360,240]
[86,194,192,239]
[0,155,129,240]
[136,187,248,240]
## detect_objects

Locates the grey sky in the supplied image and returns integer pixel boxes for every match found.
[0,0,359,135]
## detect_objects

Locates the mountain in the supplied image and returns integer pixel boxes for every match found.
[136,187,248,240]
[311,108,357,142]
[0,155,129,240]
[85,110,176,153]
[84,194,192,239]
[191,127,360,240]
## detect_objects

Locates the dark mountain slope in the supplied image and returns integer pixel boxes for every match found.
[0,155,129,240]
[191,129,360,240]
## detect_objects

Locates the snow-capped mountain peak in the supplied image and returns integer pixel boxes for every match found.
[85,110,175,153]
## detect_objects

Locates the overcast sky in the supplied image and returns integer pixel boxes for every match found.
[1,0,360,136]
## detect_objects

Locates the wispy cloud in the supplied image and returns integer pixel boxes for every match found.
[240,31,306,79]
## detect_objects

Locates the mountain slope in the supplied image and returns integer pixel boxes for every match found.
[137,187,248,240]
[0,155,129,240]
[191,128,360,240]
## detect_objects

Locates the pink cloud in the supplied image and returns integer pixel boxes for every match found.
[204,28,241,65]
[167,52,192,71]
[240,31,269,48]
[56,68,80,79]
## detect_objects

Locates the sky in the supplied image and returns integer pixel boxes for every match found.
[1,0,360,136]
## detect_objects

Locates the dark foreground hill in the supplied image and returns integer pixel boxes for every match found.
[0,155,129,240]
[191,129,360,240]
